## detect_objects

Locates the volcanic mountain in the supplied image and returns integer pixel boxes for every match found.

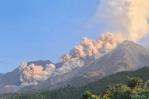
[0,41,149,94]
[83,40,149,75]
[19,41,149,93]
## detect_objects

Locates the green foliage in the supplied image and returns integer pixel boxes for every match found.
[89,77,149,99]
[0,86,83,99]
[131,95,148,99]
[102,84,131,99]
[82,91,100,99]
[127,77,144,89]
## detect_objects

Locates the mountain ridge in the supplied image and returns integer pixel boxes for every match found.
[18,40,149,93]
[0,40,149,94]
[1,66,149,99]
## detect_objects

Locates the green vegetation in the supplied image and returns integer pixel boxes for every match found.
[82,91,100,99]
[83,77,149,99]
[1,67,149,99]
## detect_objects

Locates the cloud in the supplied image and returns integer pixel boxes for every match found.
[57,32,121,77]
[53,58,84,76]
[58,0,149,76]
[19,63,56,86]
[62,32,121,61]
[94,0,149,42]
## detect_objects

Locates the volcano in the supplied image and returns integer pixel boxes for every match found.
[0,41,149,94]
[18,40,149,93]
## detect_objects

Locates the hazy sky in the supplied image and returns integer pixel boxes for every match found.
[0,0,103,73]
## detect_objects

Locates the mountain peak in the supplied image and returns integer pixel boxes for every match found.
[119,40,137,47]
[27,60,53,67]
[115,40,146,53]
[121,40,135,44]
[90,40,149,75]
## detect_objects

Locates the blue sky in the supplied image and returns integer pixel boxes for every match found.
[0,0,103,73]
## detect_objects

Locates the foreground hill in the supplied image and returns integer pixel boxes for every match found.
[1,67,149,99]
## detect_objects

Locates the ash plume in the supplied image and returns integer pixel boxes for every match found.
[62,32,121,62]
[19,63,55,86]
[58,0,149,76]
[95,0,149,42]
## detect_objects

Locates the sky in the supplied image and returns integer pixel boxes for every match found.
[1,0,149,73]
[0,0,103,73]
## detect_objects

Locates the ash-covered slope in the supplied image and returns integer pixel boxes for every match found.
[56,41,149,84]
[85,40,149,75]
[20,41,149,93]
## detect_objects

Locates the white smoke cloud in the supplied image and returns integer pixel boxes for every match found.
[59,0,149,70]
[54,58,84,76]
[95,0,149,42]
[62,32,121,61]
[56,32,121,76]
[19,63,56,86]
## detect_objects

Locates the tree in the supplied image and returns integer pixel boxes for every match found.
[127,77,144,89]
[83,77,149,99]
[82,91,100,99]
[102,84,130,99]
